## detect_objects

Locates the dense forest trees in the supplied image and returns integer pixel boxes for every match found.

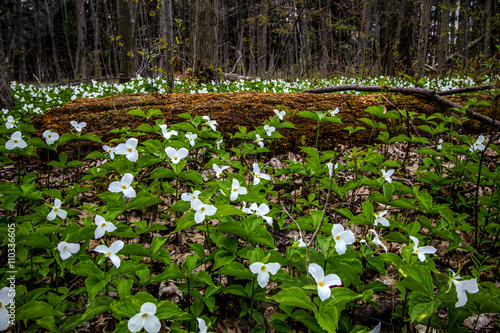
[0,0,499,85]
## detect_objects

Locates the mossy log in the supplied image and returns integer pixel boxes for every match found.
[31,92,494,155]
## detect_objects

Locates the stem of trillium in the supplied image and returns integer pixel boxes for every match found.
[187,277,192,333]
[314,122,321,149]
[248,275,256,328]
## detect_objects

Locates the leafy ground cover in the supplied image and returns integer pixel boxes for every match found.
[0,76,499,333]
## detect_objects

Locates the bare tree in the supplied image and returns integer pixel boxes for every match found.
[417,0,431,77]
[116,0,136,82]
[75,0,89,80]
[160,0,174,92]
[0,33,13,110]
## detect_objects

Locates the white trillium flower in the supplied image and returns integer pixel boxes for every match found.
[94,215,117,239]
[368,229,387,252]
[5,115,16,129]
[185,132,198,146]
[181,190,201,202]
[249,262,280,288]
[274,109,286,121]
[159,124,178,139]
[368,322,381,333]
[103,145,115,159]
[250,202,273,226]
[450,271,479,308]
[331,224,355,255]
[70,120,86,132]
[241,201,253,214]
[108,173,136,198]
[5,131,27,150]
[470,135,486,152]
[57,241,80,260]
[128,302,161,333]
[381,169,395,183]
[197,318,207,333]
[330,107,340,117]
[114,138,139,162]
[264,124,275,136]
[47,198,67,221]
[43,130,59,145]
[0,287,15,331]
[165,147,189,164]
[373,210,390,227]
[191,199,217,224]
[409,236,437,262]
[308,263,342,301]
[252,163,271,185]
[295,235,306,248]
[327,162,338,177]
[437,138,443,150]
[202,116,218,131]
[255,134,264,148]
[94,240,124,268]
[216,138,223,150]
[230,179,247,201]
[213,164,229,179]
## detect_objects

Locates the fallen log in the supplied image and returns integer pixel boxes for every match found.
[31,91,495,156]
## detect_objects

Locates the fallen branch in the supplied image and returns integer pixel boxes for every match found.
[299,84,500,128]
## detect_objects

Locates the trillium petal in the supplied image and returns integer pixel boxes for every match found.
[128,313,146,332]
[143,314,161,333]
[335,239,347,255]
[126,138,138,148]
[5,140,16,150]
[308,263,325,283]
[369,322,382,333]
[108,181,123,193]
[108,240,124,253]
[194,210,205,224]
[122,186,136,198]
[104,222,117,233]
[165,147,176,159]
[141,302,157,315]
[323,273,342,287]
[317,284,332,301]
[94,245,108,254]
[409,236,419,248]
[263,216,273,226]
[203,204,217,216]
[266,263,281,275]
[57,209,67,220]
[177,148,189,159]
[331,224,344,236]
[418,245,437,255]
[47,210,57,221]
[0,307,10,330]
[59,248,72,261]
[121,173,134,185]
[249,262,263,274]
[257,271,270,288]
[66,243,80,254]
[341,230,355,245]
[127,150,138,162]
[197,318,207,333]
[109,254,121,268]
[464,279,479,293]
[95,226,105,239]
[16,139,27,149]
[114,143,129,154]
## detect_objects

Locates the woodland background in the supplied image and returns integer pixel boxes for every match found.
[0,0,499,87]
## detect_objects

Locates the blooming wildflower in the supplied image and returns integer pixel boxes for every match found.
[127,302,161,333]
[437,139,443,150]
[115,138,139,162]
[369,322,381,333]
[165,147,189,164]
[264,124,275,136]
[103,145,115,159]
[294,235,306,248]
[202,115,218,131]
[255,134,264,148]
[94,215,117,239]
[197,318,207,333]
[70,120,86,132]
[1,108,8,115]
[450,270,479,308]
[241,201,253,214]
[249,262,280,288]
[0,287,15,331]
[47,198,67,221]
[159,124,178,139]
[230,179,247,201]
[330,107,340,117]
[373,210,390,227]
[94,240,124,268]
[43,130,59,145]
[381,169,395,183]
[409,236,437,262]
[108,173,136,198]
[252,163,271,185]
[470,135,486,152]
[57,242,80,261]
[250,202,273,226]
[274,109,286,121]
[327,162,338,177]
[181,190,201,202]
[213,164,229,179]
[308,263,342,301]
[5,115,16,129]
[331,224,355,255]
[216,138,223,150]
[368,229,387,252]
[191,199,217,224]
[5,131,27,150]
[185,132,198,146]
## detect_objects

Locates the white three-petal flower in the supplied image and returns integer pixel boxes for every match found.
[0,287,15,331]
[330,107,340,117]
[249,262,280,288]
[470,135,486,152]
[264,124,275,136]
[373,210,390,227]
[127,302,161,333]
[185,132,198,146]
[159,124,178,139]
[43,130,59,145]
[165,147,189,164]
[94,240,124,268]
[197,318,207,333]
[255,134,264,148]
[108,173,136,198]
[103,145,115,159]
[213,164,229,178]
[331,224,355,255]
[202,116,218,131]
[57,241,80,260]
[308,263,342,301]
[250,203,273,226]
[5,115,16,129]
[115,138,139,162]
[5,131,27,150]
[368,322,381,333]
[191,199,217,224]
[451,272,479,308]
[381,169,395,183]
[368,229,387,252]
[94,215,117,239]
[70,121,86,132]
[410,236,437,262]
[47,198,67,221]
[274,109,286,121]
[230,179,247,201]
[216,138,223,150]
[181,190,201,202]
[252,163,271,185]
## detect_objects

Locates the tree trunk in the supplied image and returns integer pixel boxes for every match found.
[89,0,102,78]
[45,0,63,82]
[15,0,26,82]
[417,0,431,77]
[437,0,451,74]
[189,0,219,83]
[257,0,268,78]
[116,0,136,82]
[75,0,89,80]
[0,34,13,110]
[34,0,45,80]
[160,0,174,93]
